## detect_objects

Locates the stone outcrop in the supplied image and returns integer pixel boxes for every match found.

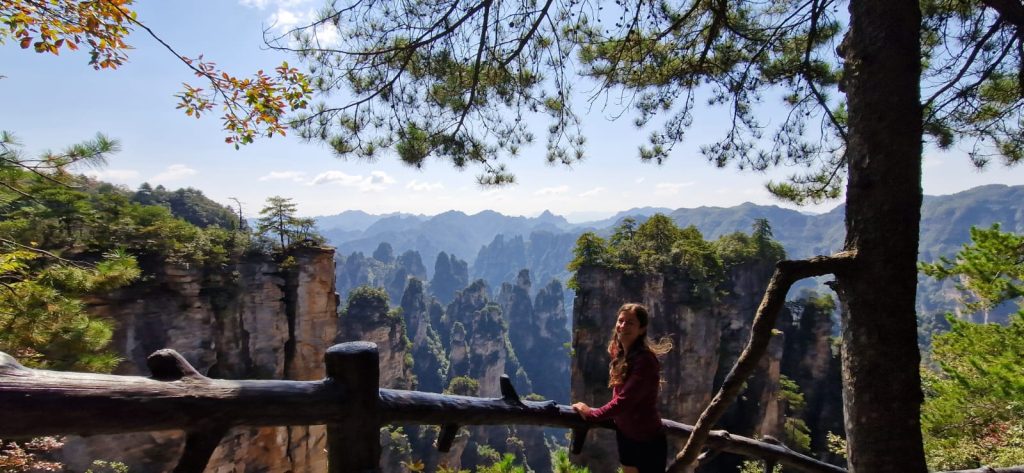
[475,234,529,291]
[399,278,448,393]
[336,248,428,306]
[57,247,339,473]
[444,280,529,397]
[338,286,415,390]
[499,270,571,403]
[430,252,469,305]
[473,231,578,309]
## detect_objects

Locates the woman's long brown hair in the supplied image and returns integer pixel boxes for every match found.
[607,302,673,387]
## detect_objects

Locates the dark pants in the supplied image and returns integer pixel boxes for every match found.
[616,430,668,473]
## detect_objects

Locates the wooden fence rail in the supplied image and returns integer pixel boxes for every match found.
[2,342,846,473]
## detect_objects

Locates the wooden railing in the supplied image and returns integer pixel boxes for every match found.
[1,342,845,473]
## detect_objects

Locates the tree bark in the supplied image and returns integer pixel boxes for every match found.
[840,0,927,471]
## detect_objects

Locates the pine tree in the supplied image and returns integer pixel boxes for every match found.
[921,225,1024,469]
[256,195,300,249]
[920,224,1024,321]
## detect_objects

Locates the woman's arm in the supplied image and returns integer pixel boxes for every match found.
[582,353,658,421]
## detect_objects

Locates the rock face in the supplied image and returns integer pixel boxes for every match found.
[336,248,428,306]
[780,293,845,464]
[56,247,339,473]
[475,229,581,294]
[338,286,415,391]
[444,280,529,397]
[474,231,578,309]
[570,263,789,472]
[430,252,470,305]
[475,234,529,291]
[499,270,571,403]
[399,278,448,393]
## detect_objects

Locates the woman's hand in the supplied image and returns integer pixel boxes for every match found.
[571,402,591,417]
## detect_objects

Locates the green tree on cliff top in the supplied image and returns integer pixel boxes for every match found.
[256,195,321,250]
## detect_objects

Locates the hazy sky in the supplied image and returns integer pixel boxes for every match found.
[3,0,1022,221]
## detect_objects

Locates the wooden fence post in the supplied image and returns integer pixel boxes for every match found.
[326,342,381,473]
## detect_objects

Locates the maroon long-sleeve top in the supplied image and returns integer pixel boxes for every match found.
[582,348,663,441]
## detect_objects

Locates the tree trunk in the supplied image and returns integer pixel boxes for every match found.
[839,0,927,472]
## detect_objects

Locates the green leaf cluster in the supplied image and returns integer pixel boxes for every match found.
[921,225,1024,469]
[920,223,1024,315]
[779,375,812,453]
[0,133,252,372]
[475,446,526,473]
[922,312,1024,470]
[550,446,589,473]
[133,183,241,230]
[445,376,480,396]
[0,135,148,372]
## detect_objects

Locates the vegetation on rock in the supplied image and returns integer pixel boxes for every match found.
[568,214,785,305]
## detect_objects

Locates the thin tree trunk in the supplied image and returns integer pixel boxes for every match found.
[839,0,926,471]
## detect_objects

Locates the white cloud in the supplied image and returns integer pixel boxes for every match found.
[259,171,307,182]
[634,177,646,184]
[313,22,341,47]
[368,171,396,185]
[151,164,198,183]
[239,0,308,10]
[310,170,395,192]
[654,181,694,196]
[269,7,301,31]
[239,0,272,8]
[406,180,444,192]
[84,169,140,183]
[578,187,606,198]
[534,185,569,196]
[242,0,339,45]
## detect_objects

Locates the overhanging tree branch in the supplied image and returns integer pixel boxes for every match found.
[981,0,1024,30]
[669,250,858,473]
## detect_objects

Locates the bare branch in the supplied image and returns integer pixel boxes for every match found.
[923,19,1004,116]
[498,0,554,68]
[981,0,1024,30]
[668,251,858,473]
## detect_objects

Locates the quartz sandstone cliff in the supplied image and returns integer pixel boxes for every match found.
[57,247,339,473]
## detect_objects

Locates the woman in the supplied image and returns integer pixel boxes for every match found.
[572,303,672,473]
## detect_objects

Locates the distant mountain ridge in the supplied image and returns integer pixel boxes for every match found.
[316,185,1024,320]
[316,185,1021,262]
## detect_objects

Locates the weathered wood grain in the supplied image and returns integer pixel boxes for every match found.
[0,351,346,437]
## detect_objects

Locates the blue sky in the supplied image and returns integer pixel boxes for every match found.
[3,0,1022,222]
